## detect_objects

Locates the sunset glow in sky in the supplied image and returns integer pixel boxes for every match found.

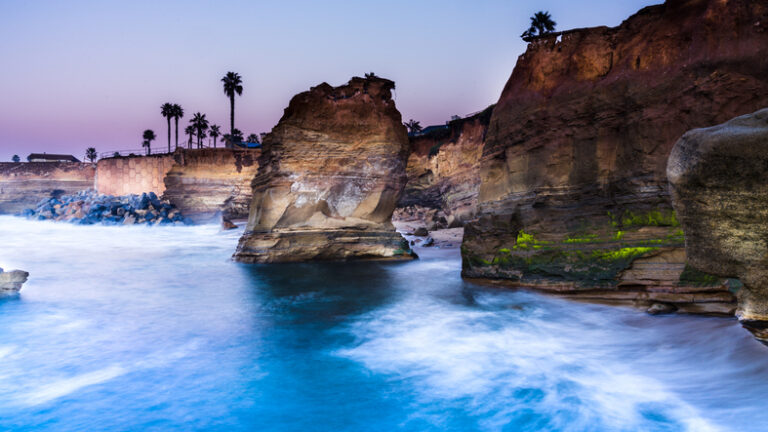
[1,0,657,160]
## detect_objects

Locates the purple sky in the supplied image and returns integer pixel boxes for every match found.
[0,0,657,160]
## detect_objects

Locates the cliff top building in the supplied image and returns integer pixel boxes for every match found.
[26,153,81,163]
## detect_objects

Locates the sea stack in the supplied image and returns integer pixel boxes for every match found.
[668,108,768,340]
[234,76,413,262]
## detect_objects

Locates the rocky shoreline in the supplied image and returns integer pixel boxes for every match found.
[22,190,187,226]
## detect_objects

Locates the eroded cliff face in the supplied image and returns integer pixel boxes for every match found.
[0,163,95,214]
[462,0,768,313]
[669,108,768,338]
[163,148,260,223]
[234,77,412,262]
[394,106,492,229]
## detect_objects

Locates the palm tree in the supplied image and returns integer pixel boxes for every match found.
[209,125,221,148]
[190,112,209,149]
[142,129,156,155]
[184,125,195,149]
[404,119,422,134]
[172,104,184,150]
[246,133,259,143]
[221,71,243,136]
[86,147,97,163]
[522,11,556,40]
[11,155,20,162]
[161,103,174,153]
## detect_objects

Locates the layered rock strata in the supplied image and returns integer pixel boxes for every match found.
[234,77,412,262]
[461,0,768,313]
[0,162,95,214]
[395,106,492,229]
[163,148,261,223]
[0,267,28,292]
[669,108,768,337]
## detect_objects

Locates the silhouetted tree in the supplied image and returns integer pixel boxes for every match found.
[190,112,209,149]
[223,129,243,148]
[209,124,221,148]
[11,155,20,162]
[221,71,243,136]
[246,133,260,143]
[522,11,556,40]
[161,103,174,153]
[86,147,97,163]
[404,119,423,134]
[113,152,120,157]
[172,104,184,150]
[142,129,156,155]
[364,72,376,79]
[184,125,195,149]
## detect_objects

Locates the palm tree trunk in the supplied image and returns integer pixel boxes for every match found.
[167,117,171,153]
[174,118,179,150]
[230,95,235,136]
[213,137,217,148]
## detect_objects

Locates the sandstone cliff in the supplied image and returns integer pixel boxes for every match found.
[234,77,413,262]
[462,0,768,314]
[163,148,260,223]
[669,108,768,338]
[0,162,95,214]
[395,106,492,229]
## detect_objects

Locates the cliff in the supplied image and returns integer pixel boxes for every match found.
[394,106,492,229]
[162,148,261,223]
[0,162,95,214]
[461,0,768,314]
[669,108,768,339]
[234,76,413,262]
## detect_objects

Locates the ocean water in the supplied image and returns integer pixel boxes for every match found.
[0,215,767,432]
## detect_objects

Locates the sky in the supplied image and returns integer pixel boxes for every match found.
[0,0,658,160]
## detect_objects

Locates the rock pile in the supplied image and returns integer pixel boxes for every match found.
[22,190,186,226]
[0,267,28,292]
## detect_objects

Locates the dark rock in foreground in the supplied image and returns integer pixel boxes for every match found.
[668,107,768,339]
[22,190,187,226]
[0,267,28,292]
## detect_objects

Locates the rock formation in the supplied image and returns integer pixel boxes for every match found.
[461,0,768,313]
[0,162,95,214]
[0,267,28,292]
[234,76,413,262]
[163,148,261,223]
[394,106,492,230]
[669,108,768,337]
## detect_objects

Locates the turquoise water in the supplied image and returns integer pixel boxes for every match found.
[1,215,767,432]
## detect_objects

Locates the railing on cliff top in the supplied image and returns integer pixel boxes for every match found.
[99,140,258,159]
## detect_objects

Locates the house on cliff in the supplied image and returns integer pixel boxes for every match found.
[27,153,80,163]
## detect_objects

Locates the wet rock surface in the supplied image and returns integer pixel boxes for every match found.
[669,108,768,337]
[0,267,28,292]
[234,76,413,262]
[461,0,767,314]
[22,190,187,226]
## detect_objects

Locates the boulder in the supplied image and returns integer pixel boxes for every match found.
[668,108,768,337]
[0,267,29,292]
[234,76,413,262]
[413,227,429,237]
[221,218,238,230]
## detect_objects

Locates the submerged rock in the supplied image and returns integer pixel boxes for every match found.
[234,76,413,262]
[0,267,29,292]
[221,218,238,230]
[668,108,768,338]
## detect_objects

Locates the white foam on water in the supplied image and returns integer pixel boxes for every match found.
[338,292,725,432]
[18,365,128,406]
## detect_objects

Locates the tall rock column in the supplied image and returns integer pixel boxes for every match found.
[234,76,413,262]
[668,108,768,340]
